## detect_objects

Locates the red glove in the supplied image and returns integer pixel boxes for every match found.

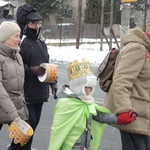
[118,111,138,126]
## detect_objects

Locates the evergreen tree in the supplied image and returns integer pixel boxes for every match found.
[84,0,101,24]
[113,0,121,25]
[130,0,150,27]
[84,0,121,27]
[84,0,150,28]
[132,0,150,11]
[25,0,61,19]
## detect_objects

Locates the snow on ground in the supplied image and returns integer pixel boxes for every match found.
[47,39,120,66]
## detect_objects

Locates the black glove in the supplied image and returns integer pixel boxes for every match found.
[31,66,45,76]
[50,82,58,99]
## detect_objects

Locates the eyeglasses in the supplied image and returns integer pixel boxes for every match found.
[28,21,42,26]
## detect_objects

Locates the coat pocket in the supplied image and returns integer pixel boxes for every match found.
[131,96,149,119]
[0,108,12,124]
[18,101,29,121]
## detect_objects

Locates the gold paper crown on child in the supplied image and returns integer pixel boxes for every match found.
[67,58,93,81]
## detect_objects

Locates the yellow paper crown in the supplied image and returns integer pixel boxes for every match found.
[67,58,93,81]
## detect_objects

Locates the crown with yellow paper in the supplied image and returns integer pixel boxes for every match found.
[67,58,93,81]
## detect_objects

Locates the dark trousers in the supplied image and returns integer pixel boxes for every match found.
[0,124,3,130]
[8,102,44,150]
[120,130,150,150]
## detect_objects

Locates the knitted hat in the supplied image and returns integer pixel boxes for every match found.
[0,21,21,42]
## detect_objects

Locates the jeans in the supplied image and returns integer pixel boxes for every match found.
[8,102,44,150]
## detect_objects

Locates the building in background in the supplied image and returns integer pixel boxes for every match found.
[0,0,16,21]
[4,0,25,16]
[0,0,25,22]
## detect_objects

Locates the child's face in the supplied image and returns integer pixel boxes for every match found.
[85,87,92,96]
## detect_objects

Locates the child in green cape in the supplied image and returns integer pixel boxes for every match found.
[48,59,137,150]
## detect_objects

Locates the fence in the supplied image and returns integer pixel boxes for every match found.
[41,1,150,49]
[42,23,120,40]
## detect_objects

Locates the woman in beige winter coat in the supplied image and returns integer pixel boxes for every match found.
[103,28,150,150]
[0,21,28,129]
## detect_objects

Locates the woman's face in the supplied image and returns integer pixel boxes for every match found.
[3,32,21,48]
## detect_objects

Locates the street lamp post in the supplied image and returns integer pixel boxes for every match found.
[59,0,64,47]
[143,0,147,32]
[76,0,82,49]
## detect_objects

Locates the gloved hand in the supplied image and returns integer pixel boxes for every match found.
[14,117,20,121]
[50,82,58,99]
[31,66,45,76]
[118,111,138,126]
[9,117,20,125]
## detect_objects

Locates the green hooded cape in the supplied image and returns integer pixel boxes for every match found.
[48,97,110,150]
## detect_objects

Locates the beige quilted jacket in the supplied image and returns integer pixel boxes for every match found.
[0,43,28,124]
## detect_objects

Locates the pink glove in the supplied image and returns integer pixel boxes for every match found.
[118,111,138,126]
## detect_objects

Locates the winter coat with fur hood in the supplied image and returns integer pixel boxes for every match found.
[0,43,29,124]
[103,28,150,135]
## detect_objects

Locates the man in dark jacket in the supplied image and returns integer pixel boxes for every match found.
[8,5,58,150]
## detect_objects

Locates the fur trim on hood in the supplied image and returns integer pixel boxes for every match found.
[122,28,150,51]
